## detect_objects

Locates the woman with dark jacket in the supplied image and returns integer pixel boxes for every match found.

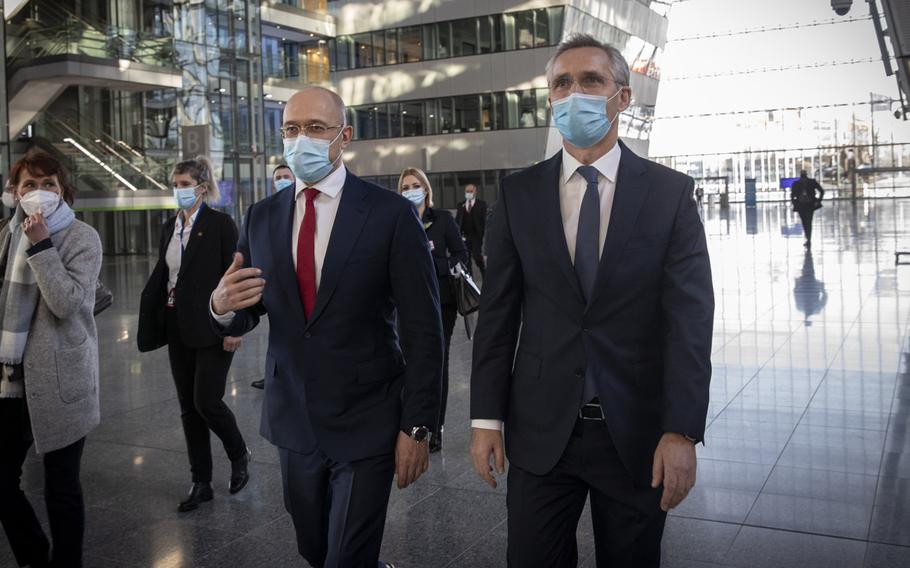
[398,167,468,453]
[0,149,102,568]
[138,156,250,512]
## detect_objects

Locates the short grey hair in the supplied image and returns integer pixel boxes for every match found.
[545,33,631,88]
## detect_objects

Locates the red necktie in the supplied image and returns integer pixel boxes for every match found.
[296,188,320,319]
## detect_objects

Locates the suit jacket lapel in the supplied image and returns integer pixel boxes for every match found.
[269,187,307,324]
[177,206,207,279]
[305,175,372,329]
[589,140,650,307]
[540,152,585,304]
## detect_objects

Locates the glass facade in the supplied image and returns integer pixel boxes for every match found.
[347,88,552,141]
[329,7,565,71]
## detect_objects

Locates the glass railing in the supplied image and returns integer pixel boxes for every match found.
[34,114,172,193]
[7,22,176,69]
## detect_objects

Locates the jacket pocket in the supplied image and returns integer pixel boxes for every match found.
[55,338,95,403]
[512,350,542,381]
[356,354,405,384]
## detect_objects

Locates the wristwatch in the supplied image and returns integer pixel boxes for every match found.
[408,425,432,444]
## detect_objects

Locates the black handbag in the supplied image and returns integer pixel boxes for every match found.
[451,263,481,339]
[94,279,113,316]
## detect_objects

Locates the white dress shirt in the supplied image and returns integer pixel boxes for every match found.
[212,165,347,326]
[472,143,623,432]
[166,206,202,292]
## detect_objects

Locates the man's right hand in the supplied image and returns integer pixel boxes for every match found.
[470,427,505,488]
[212,252,266,315]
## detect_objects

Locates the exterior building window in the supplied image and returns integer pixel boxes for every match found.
[353,33,373,67]
[388,103,402,138]
[422,25,438,60]
[478,15,494,54]
[334,36,352,70]
[514,11,534,49]
[533,8,549,47]
[284,43,301,80]
[262,36,282,78]
[385,29,399,65]
[353,106,378,140]
[435,22,451,59]
[372,31,385,66]
[399,26,421,63]
[451,18,477,57]
[402,101,424,136]
[501,13,517,50]
[453,95,480,132]
[548,6,564,45]
[424,101,439,135]
[439,98,454,134]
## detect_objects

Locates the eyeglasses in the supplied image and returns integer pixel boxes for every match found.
[279,123,344,139]
[549,74,624,94]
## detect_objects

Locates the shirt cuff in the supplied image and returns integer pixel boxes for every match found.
[471,419,503,431]
[26,238,53,256]
[210,292,236,327]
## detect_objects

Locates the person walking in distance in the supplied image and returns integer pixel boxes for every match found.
[455,184,487,278]
[790,170,824,248]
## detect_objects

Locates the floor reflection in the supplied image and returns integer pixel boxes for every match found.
[793,252,828,327]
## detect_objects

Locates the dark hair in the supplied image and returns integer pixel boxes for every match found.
[9,149,76,205]
[273,164,292,176]
[172,156,219,204]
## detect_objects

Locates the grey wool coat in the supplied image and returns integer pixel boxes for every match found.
[9,219,103,454]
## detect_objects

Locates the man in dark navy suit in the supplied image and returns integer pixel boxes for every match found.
[470,34,714,567]
[210,87,442,568]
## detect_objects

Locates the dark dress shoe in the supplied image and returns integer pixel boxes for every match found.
[178,482,213,512]
[230,448,252,494]
[379,562,396,568]
[250,379,264,389]
[429,430,442,453]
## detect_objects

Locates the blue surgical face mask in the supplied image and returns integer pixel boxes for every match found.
[274,178,295,192]
[551,90,624,148]
[402,188,425,207]
[465,192,475,201]
[283,128,344,184]
[173,185,200,209]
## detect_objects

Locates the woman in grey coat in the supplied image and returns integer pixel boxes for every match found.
[0,149,102,568]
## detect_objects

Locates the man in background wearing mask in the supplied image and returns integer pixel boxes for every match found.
[209,87,443,568]
[455,184,487,277]
[249,163,296,390]
[469,34,714,567]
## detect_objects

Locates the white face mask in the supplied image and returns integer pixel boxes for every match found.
[2,192,16,210]
[19,190,61,216]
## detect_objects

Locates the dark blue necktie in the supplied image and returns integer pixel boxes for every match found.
[575,165,601,404]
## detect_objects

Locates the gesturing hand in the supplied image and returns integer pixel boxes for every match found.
[212,253,266,315]
[394,431,429,489]
[651,432,697,512]
[22,211,50,245]
[470,427,505,488]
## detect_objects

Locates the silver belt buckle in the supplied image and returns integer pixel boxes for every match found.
[579,402,604,421]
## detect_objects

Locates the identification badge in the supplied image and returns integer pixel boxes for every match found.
[166,288,176,308]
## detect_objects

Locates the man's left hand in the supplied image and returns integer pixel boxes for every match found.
[651,432,697,512]
[394,431,429,489]
[22,211,50,245]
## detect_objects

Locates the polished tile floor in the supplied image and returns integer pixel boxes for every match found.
[2,199,910,567]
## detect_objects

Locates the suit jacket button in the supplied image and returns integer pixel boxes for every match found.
[304,332,311,339]
[575,369,584,378]
[30,392,38,399]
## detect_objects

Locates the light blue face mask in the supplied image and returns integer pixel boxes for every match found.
[551,90,624,148]
[402,188,425,207]
[465,192,475,201]
[283,128,344,184]
[173,186,200,209]
[274,178,295,192]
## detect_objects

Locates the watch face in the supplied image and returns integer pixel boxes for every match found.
[412,426,430,442]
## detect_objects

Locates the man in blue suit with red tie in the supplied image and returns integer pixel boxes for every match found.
[210,87,443,568]
[470,35,714,566]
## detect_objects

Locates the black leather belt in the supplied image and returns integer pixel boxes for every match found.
[579,401,604,421]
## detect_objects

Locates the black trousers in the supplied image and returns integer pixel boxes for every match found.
[507,418,666,568]
[464,235,486,277]
[166,310,246,483]
[797,206,815,242]
[0,398,86,568]
[279,446,394,568]
[436,301,458,435]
